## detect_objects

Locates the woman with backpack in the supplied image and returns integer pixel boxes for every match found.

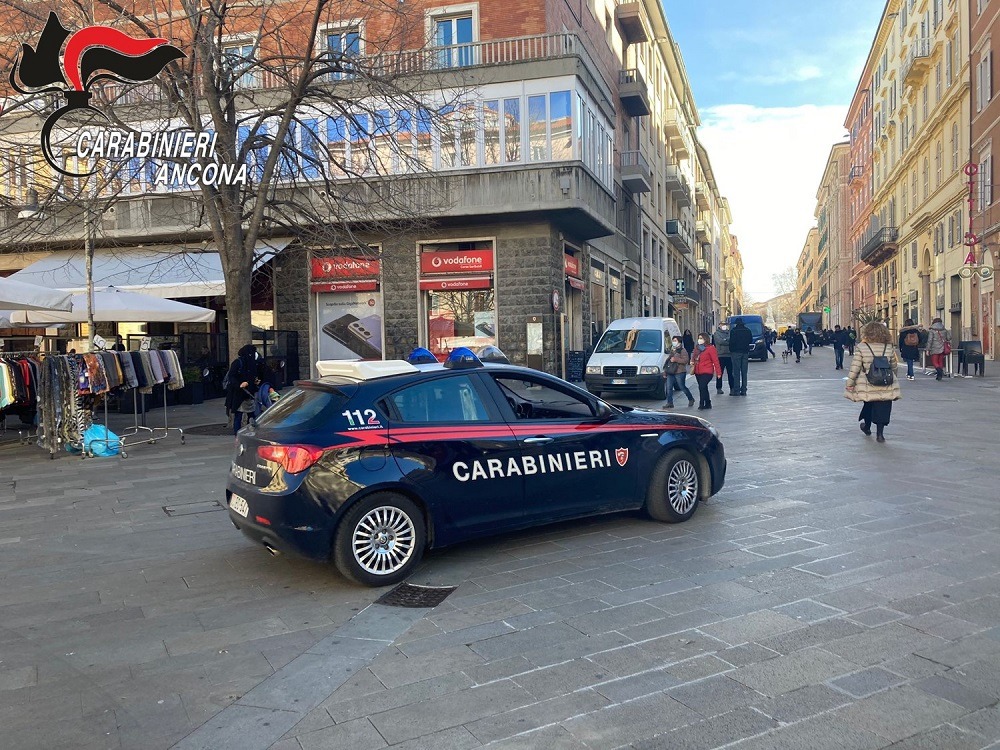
[898,319,924,381]
[844,321,901,443]
[926,317,951,381]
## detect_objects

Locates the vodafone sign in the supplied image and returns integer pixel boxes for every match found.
[311,256,381,280]
[420,249,494,274]
[419,276,492,291]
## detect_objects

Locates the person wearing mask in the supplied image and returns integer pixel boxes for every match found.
[805,327,816,354]
[664,336,695,409]
[682,329,695,357]
[783,327,794,352]
[844,321,901,443]
[764,327,777,359]
[897,318,924,381]
[727,319,752,396]
[790,327,806,362]
[225,344,260,434]
[691,333,722,410]
[926,317,951,381]
[711,322,734,395]
[832,324,849,370]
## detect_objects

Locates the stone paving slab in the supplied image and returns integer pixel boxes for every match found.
[1,352,999,748]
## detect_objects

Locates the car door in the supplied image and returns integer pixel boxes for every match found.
[383,372,525,545]
[483,372,640,522]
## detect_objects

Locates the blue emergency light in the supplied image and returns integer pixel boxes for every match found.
[406,347,438,364]
[443,347,482,369]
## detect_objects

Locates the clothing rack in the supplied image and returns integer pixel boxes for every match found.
[0,351,43,446]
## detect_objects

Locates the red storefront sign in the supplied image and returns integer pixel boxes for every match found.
[419,276,493,291]
[564,253,580,278]
[567,276,586,291]
[310,280,379,293]
[310,256,381,280]
[420,249,494,274]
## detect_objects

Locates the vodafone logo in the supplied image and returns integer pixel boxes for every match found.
[431,255,482,268]
[421,250,494,274]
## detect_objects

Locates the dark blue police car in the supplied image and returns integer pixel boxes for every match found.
[226,348,726,586]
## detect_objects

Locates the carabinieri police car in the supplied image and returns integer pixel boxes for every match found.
[226,347,726,586]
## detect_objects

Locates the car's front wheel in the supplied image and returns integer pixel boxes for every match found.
[645,449,700,523]
[333,493,426,586]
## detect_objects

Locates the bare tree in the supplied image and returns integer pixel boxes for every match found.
[771,266,798,296]
[0,0,468,360]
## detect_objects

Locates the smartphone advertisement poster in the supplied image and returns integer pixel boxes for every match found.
[317,292,384,361]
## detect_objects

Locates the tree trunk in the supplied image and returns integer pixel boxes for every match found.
[224,259,253,364]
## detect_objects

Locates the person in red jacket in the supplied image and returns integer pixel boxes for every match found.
[691,332,723,410]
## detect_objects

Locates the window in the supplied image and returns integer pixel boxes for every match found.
[977,52,993,111]
[325,27,360,80]
[390,376,490,423]
[981,155,994,206]
[222,42,257,88]
[912,171,918,207]
[902,182,908,218]
[946,41,953,86]
[935,140,942,186]
[484,100,500,165]
[594,327,662,353]
[922,86,929,120]
[301,119,322,179]
[923,157,929,200]
[528,94,547,161]
[504,98,521,162]
[935,63,942,102]
[952,123,960,171]
[435,14,474,68]
[493,375,596,420]
[550,91,572,160]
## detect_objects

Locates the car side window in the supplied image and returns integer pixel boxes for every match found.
[492,375,595,420]
[389,375,490,423]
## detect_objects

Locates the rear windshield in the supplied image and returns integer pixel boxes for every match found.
[255,386,351,432]
[595,328,663,353]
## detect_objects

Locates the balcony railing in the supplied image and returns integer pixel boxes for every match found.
[848,165,864,184]
[666,219,693,255]
[673,287,700,305]
[696,258,710,277]
[619,150,652,194]
[903,37,932,86]
[859,227,899,265]
[619,68,651,117]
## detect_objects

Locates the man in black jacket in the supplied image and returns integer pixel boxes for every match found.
[832,325,849,370]
[728,320,753,395]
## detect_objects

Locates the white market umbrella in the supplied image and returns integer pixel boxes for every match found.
[7,286,216,324]
[0,277,73,312]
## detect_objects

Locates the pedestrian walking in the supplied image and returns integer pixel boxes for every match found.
[764,327,777,359]
[844,321,901,443]
[682,329,695,357]
[846,326,857,355]
[898,318,924,381]
[664,336,695,409]
[926,317,951,381]
[728,319,752,396]
[832,324,848,370]
[790,327,806,362]
[783,327,794,352]
[805,327,815,354]
[691,332,722,410]
[712,321,734,395]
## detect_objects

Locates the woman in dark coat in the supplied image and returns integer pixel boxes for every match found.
[897,318,924,381]
[790,328,806,362]
[225,345,260,432]
[682,330,695,357]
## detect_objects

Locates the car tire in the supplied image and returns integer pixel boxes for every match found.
[654,377,669,401]
[645,449,700,523]
[333,493,426,587]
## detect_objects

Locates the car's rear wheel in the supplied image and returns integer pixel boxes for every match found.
[653,376,669,401]
[646,449,700,523]
[333,493,426,586]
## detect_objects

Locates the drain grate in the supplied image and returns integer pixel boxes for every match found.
[376,583,456,608]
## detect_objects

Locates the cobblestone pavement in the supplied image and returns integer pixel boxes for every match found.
[1,350,998,749]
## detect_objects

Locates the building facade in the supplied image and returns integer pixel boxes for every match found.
[970,0,999,359]
[797,227,821,317]
[815,142,852,327]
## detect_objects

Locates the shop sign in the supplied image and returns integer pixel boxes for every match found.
[419,276,492,291]
[609,274,621,291]
[591,268,605,284]
[311,280,379,293]
[567,276,586,291]
[564,253,580,277]
[310,256,381,280]
[674,301,689,310]
[420,249,494,274]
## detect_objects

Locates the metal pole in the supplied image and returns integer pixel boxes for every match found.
[85,204,95,352]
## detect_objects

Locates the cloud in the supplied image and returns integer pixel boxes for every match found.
[721,63,824,86]
[698,104,849,301]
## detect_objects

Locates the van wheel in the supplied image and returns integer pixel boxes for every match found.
[646,449,700,523]
[654,377,669,401]
[333,493,426,586]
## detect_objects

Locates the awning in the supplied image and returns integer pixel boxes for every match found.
[8,287,216,324]
[8,239,292,299]
[566,276,586,291]
[0,277,73,311]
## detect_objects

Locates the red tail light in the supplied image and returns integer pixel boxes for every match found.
[257,445,325,473]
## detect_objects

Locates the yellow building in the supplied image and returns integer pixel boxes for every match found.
[797,227,821,318]
[858,0,970,336]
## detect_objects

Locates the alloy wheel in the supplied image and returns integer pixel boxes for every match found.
[666,459,698,515]
[352,505,416,576]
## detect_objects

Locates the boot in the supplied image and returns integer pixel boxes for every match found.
[860,421,872,436]
[935,368,943,381]
[876,425,885,442]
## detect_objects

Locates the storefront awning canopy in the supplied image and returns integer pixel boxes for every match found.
[8,239,292,299]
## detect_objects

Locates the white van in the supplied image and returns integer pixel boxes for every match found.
[584,317,683,400]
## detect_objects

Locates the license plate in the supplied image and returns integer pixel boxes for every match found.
[230,494,249,518]
[612,379,628,385]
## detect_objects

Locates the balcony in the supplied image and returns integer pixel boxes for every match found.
[673,286,700,306]
[670,171,692,208]
[663,164,682,190]
[903,37,932,87]
[664,108,683,143]
[949,301,962,313]
[848,165,864,184]
[859,227,899,266]
[666,219,694,256]
[696,182,711,210]
[695,219,712,244]
[619,69,651,117]
[696,258,711,278]
[619,150,652,193]
[936,294,946,310]
[614,0,649,44]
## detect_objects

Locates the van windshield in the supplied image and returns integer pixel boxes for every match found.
[595,328,662,353]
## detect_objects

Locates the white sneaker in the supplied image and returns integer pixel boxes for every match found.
[907,375,915,381]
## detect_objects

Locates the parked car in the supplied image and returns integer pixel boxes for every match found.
[727,314,768,361]
[584,317,683,399]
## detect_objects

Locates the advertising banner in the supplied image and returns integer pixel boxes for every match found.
[317,292,384,361]
[310,256,381,280]
[420,250,494,275]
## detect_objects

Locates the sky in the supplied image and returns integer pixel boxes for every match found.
[665,0,884,302]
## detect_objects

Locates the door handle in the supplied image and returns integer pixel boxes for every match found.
[522,437,554,445]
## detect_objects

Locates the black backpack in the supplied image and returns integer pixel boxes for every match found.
[865,344,894,387]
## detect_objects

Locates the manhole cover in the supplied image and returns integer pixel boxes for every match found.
[184,424,233,436]
[376,583,456,608]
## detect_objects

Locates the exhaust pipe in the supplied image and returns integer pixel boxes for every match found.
[263,542,281,557]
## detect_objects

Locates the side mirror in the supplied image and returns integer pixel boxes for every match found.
[593,400,614,420]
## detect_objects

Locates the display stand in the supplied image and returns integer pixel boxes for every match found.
[90,378,185,459]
